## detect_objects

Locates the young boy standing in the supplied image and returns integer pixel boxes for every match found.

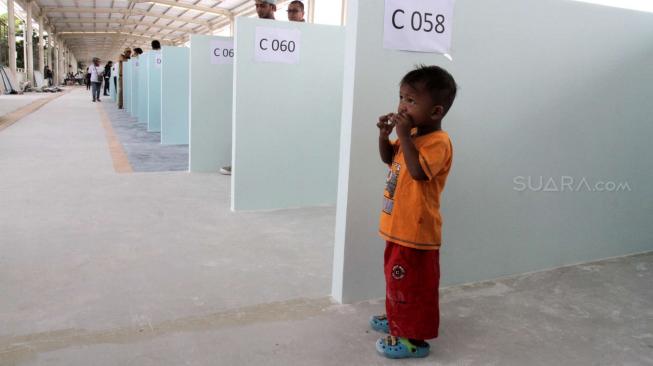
[371,65,457,359]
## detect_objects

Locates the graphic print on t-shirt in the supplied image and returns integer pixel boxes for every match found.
[383,162,401,215]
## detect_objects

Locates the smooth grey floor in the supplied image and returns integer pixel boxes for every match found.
[101,98,189,172]
[1,88,651,365]
[0,92,53,117]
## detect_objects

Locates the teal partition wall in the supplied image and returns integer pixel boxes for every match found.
[137,52,149,124]
[110,64,117,102]
[123,61,132,112]
[161,46,190,145]
[332,0,653,303]
[131,56,140,118]
[110,81,116,101]
[232,18,345,211]
[147,51,162,132]
[189,35,234,172]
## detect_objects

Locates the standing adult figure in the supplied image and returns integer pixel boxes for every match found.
[85,65,91,90]
[44,65,53,86]
[103,61,113,96]
[89,57,103,102]
[118,49,131,109]
[287,1,305,22]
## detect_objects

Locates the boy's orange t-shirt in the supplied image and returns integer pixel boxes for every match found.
[379,130,453,250]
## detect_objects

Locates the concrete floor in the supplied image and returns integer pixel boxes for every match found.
[0,93,53,117]
[1,88,652,365]
[102,101,189,172]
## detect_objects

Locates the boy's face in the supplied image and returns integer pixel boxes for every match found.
[397,83,440,127]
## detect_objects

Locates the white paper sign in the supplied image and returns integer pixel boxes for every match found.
[211,39,235,65]
[154,52,162,69]
[254,26,301,64]
[383,0,454,54]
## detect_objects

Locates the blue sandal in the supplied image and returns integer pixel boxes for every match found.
[375,335,430,359]
[369,314,389,333]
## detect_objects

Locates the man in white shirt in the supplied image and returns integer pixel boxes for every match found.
[89,57,103,102]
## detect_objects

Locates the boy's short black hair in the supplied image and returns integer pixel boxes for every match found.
[134,47,143,55]
[401,65,457,115]
[151,40,161,50]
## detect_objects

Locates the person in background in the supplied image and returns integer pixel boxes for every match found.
[118,54,126,109]
[103,61,113,96]
[85,65,91,90]
[287,0,305,22]
[255,0,276,20]
[151,40,161,50]
[123,48,132,60]
[89,57,103,102]
[44,65,53,86]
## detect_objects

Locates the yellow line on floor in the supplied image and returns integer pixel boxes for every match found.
[97,103,133,174]
[0,89,73,132]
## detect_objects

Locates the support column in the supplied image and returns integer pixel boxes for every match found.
[58,45,64,84]
[53,36,59,85]
[22,23,27,72]
[307,0,316,23]
[7,0,17,74]
[66,48,71,76]
[25,1,34,84]
[38,16,44,76]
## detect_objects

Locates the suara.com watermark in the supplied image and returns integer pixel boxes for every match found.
[513,176,632,192]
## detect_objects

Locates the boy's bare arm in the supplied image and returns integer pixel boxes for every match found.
[394,114,428,181]
[377,113,396,165]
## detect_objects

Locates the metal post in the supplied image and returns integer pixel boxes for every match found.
[26,1,34,84]
[7,0,17,74]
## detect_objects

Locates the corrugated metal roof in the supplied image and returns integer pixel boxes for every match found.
[32,0,251,62]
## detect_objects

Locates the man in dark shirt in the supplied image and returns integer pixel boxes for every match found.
[103,61,113,96]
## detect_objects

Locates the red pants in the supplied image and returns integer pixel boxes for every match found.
[385,241,440,340]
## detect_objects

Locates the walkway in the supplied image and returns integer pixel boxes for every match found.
[0,88,651,366]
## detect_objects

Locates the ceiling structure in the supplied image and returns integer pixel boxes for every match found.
[25,0,259,63]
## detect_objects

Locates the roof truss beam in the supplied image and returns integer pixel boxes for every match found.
[50,19,200,32]
[41,7,212,26]
[132,0,231,17]
[58,31,174,41]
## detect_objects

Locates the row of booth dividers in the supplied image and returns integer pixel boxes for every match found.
[116,18,345,211]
